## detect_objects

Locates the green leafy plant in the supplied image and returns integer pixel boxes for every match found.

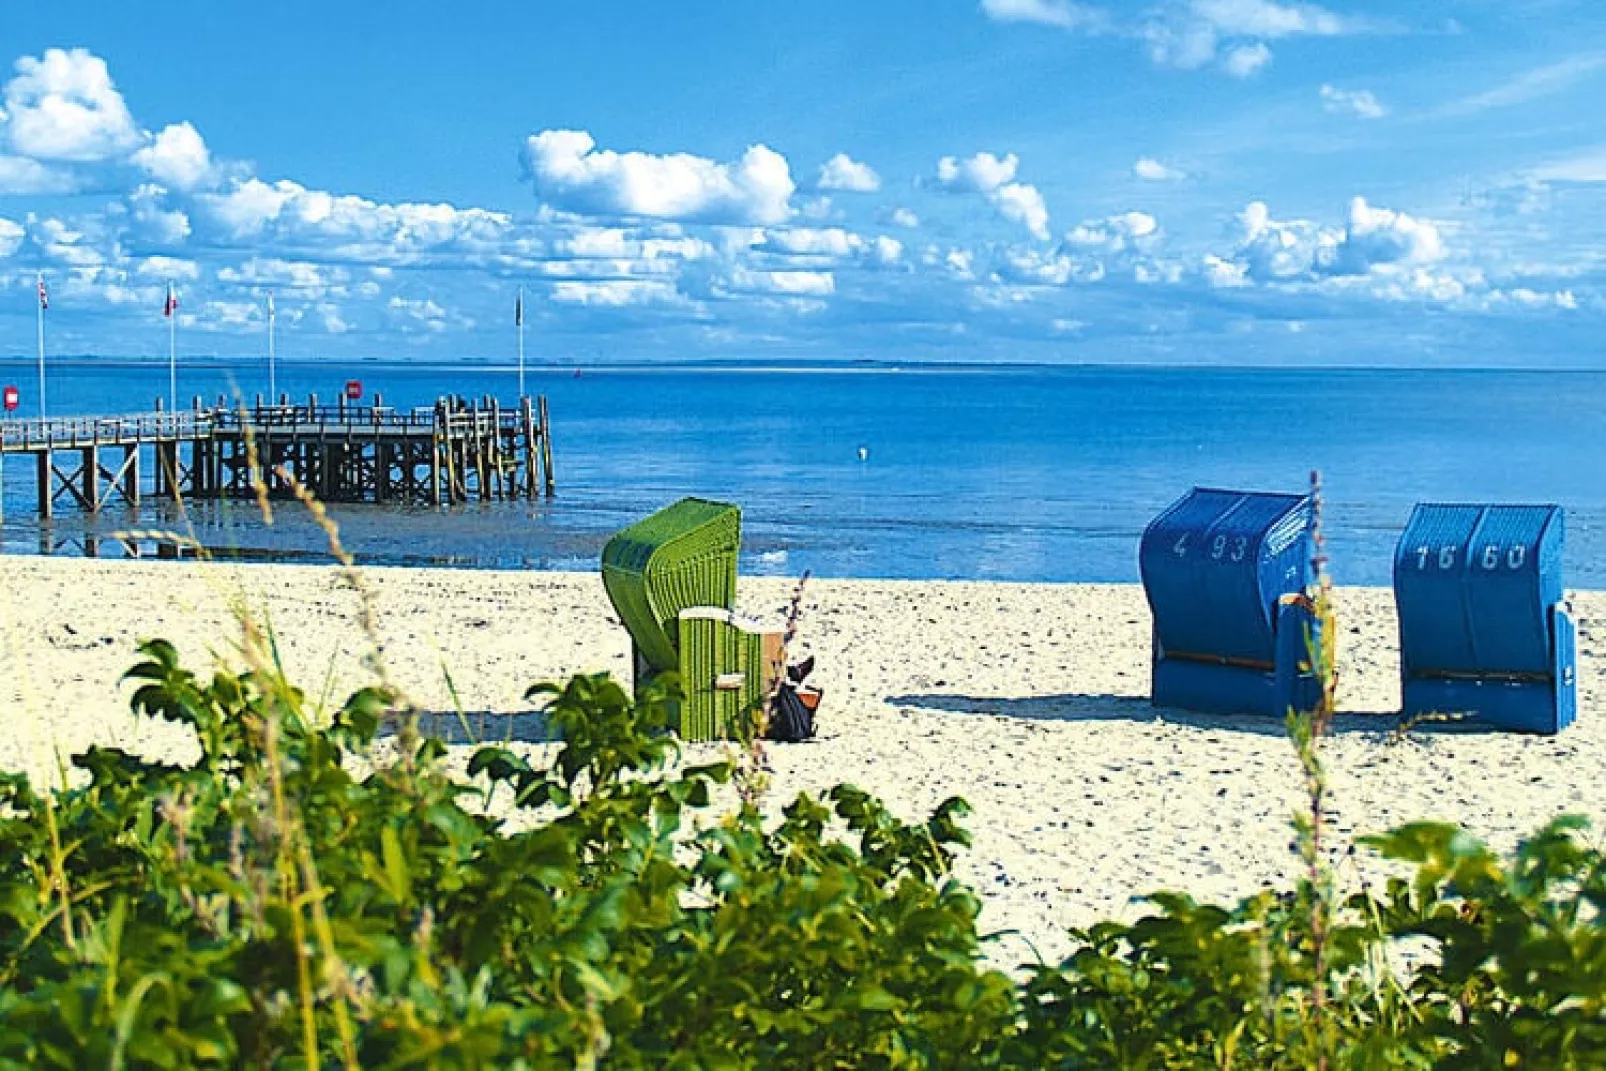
[0,631,1597,1066]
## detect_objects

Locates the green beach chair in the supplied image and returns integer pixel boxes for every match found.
[601,498,783,741]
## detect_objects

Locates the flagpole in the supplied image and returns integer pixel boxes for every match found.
[168,282,177,409]
[267,290,276,401]
[35,272,46,419]
[517,285,526,399]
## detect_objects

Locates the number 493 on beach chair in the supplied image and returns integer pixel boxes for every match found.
[601,497,785,742]
[1394,504,1577,735]
[1139,488,1326,717]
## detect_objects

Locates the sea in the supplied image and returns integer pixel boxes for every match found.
[1,358,1601,588]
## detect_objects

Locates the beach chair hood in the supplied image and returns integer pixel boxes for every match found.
[601,497,741,672]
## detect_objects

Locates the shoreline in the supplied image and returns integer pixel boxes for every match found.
[1,555,1599,963]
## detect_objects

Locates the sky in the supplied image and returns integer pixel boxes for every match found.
[2,0,1605,365]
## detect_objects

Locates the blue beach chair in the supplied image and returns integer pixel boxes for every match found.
[1139,488,1324,716]
[1393,504,1577,734]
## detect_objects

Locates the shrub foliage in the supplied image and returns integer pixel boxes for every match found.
[0,640,1599,1067]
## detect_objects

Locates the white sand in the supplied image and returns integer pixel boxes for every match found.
[1,556,1600,965]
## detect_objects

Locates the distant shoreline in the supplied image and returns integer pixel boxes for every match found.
[4,356,1606,375]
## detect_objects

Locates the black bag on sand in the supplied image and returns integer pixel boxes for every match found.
[768,684,816,743]
[767,657,821,743]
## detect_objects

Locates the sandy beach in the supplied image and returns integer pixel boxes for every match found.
[0,555,1600,966]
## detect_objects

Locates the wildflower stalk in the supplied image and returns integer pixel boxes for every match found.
[1289,468,1338,1067]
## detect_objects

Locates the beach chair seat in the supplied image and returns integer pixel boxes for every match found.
[1394,504,1577,734]
[1139,488,1324,716]
[601,498,783,741]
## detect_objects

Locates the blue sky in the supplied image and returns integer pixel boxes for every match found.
[2,0,1605,364]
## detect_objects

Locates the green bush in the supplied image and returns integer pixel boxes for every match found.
[0,639,1599,1068]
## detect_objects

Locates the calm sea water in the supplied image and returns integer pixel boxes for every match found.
[0,359,1601,587]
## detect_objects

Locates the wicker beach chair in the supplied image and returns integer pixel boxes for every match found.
[1393,504,1577,734]
[601,498,783,741]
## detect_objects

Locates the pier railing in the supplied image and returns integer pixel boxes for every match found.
[0,412,214,451]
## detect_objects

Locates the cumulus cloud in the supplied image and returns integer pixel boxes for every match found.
[1065,211,1160,252]
[936,151,1018,193]
[192,176,511,260]
[1323,196,1442,274]
[889,207,921,228]
[993,182,1051,240]
[122,184,192,244]
[1209,197,1444,288]
[761,226,862,258]
[520,129,794,225]
[936,152,1050,239]
[817,152,880,192]
[1,48,141,161]
[1320,84,1386,119]
[132,121,216,189]
[1134,156,1187,181]
[549,279,683,306]
[0,154,75,194]
[0,216,22,258]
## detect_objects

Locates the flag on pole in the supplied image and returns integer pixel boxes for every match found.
[164,282,178,317]
[515,289,523,327]
[37,276,48,310]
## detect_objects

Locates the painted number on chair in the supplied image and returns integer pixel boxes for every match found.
[1415,544,1528,571]
[1173,532,1249,562]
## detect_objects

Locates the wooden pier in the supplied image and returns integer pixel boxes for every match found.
[0,394,554,520]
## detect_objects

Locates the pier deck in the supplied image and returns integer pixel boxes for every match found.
[0,394,554,519]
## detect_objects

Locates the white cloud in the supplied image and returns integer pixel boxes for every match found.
[936,151,1018,193]
[1530,147,1606,184]
[1211,197,1444,287]
[762,226,861,257]
[388,294,446,321]
[132,121,216,190]
[1065,211,1159,252]
[994,182,1051,240]
[725,268,836,296]
[936,152,1050,239]
[1,48,141,161]
[520,129,795,225]
[134,255,199,280]
[319,304,350,334]
[217,257,343,290]
[549,279,683,306]
[0,216,22,258]
[192,176,512,263]
[1323,196,1442,274]
[980,0,1106,30]
[1320,84,1386,119]
[1134,156,1187,181]
[0,154,75,194]
[1439,54,1606,117]
[1202,253,1249,287]
[871,235,904,265]
[1221,43,1272,76]
[1232,200,1331,280]
[889,207,921,228]
[817,153,880,192]
[127,183,193,244]
[1190,0,1346,38]
[1143,0,1352,75]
